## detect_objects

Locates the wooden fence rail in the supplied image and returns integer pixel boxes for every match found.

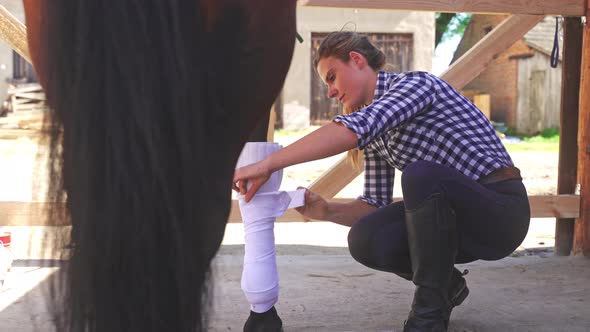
[0,195,580,226]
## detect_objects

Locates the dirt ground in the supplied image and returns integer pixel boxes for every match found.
[1,125,589,331]
[1,252,589,332]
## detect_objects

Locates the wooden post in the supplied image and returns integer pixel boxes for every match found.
[555,18,583,256]
[267,106,276,142]
[573,10,590,257]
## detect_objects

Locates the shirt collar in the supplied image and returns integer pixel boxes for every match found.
[372,71,390,102]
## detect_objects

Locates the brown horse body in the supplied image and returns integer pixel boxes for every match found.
[21,1,297,331]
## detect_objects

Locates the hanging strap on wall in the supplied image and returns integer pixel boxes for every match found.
[550,17,560,68]
[296,32,304,43]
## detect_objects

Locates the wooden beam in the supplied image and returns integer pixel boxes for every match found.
[1,195,579,226]
[227,195,580,222]
[441,15,544,90]
[555,18,583,256]
[0,202,67,227]
[228,195,581,222]
[0,5,30,63]
[310,15,543,198]
[573,12,590,257]
[526,195,581,219]
[298,0,585,16]
[308,155,363,199]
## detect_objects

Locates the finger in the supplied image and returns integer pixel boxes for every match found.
[245,181,262,203]
[239,180,247,195]
[232,181,240,192]
[294,206,310,222]
[304,189,312,202]
[232,170,241,187]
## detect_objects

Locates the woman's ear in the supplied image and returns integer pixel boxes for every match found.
[349,51,366,68]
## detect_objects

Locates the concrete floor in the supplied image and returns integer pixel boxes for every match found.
[209,249,590,332]
[1,244,589,332]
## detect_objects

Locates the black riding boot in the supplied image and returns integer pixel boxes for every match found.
[243,306,283,332]
[394,268,468,315]
[447,268,469,324]
[403,193,457,332]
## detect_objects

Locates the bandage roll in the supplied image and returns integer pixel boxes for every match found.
[235,143,307,314]
[241,216,279,313]
[236,142,283,193]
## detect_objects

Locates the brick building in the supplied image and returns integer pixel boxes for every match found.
[452,15,562,135]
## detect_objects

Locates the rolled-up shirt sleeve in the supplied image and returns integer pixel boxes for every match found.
[334,72,435,149]
[357,146,394,208]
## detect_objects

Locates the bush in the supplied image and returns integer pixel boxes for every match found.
[539,128,560,138]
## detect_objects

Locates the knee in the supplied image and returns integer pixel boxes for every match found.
[347,218,373,266]
[401,160,433,190]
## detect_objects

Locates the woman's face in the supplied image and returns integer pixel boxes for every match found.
[316,53,373,111]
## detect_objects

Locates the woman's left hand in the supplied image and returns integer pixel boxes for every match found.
[232,160,272,202]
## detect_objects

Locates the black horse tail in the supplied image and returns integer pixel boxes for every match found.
[40,1,243,331]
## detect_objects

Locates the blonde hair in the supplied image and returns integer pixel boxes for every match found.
[313,31,385,71]
[314,32,385,171]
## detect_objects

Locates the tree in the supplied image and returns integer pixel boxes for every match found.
[435,13,472,47]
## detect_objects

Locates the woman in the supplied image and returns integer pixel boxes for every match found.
[23,0,296,331]
[233,31,530,331]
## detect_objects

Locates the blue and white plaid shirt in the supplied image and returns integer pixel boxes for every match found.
[333,71,514,208]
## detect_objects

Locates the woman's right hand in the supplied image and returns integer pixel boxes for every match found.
[295,187,329,221]
[233,160,272,202]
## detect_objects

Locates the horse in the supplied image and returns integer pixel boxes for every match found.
[22,1,296,331]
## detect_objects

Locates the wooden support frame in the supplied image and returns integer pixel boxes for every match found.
[228,195,580,223]
[441,15,545,90]
[573,9,590,256]
[298,0,585,16]
[555,18,583,256]
[0,6,30,63]
[0,4,588,255]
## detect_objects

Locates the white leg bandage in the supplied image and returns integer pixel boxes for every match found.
[236,143,304,313]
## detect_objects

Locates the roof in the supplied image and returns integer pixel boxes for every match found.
[523,16,563,58]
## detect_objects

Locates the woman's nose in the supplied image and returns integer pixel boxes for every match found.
[327,87,337,99]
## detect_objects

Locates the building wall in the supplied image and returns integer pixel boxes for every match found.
[0,4,434,124]
[0,0,26,103]
[516,52,562,134]
[454,14,532,127]
[283,7,434,109]
[465,41,533,127]
[452,15,507,63]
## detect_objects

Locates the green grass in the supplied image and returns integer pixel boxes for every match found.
[503,129,560,153]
